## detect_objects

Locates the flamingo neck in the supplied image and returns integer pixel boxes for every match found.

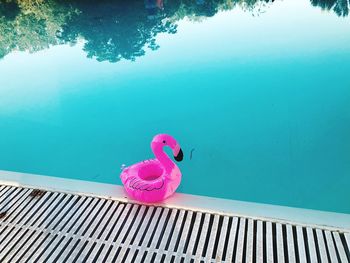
[152,144,175,173]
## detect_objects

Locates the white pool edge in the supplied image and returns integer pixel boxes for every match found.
[0,169,349,232]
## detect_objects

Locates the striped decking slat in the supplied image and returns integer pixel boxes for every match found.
[266,221,274,263]
[276,223,285,263]
[333,232,349,262]
[204,214,220,262]
[235,217,247,262]
[316,228,329,263]
[225,217,239,262]
[215,216,229,262]
[0,185,349,263]
[286,224,296,263]
[164,209,185,262]
[296,225,307,263]
[325,230,339,262]
[174,210,194,262]
[306,227,317,263]
[256,220,264,263]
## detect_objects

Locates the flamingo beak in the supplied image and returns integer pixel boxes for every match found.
[174,148,183,162]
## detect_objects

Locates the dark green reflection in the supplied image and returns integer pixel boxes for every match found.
[0,0,349,62]
[311,0,349,17]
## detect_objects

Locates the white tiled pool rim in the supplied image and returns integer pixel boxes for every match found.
[0,170,349,232]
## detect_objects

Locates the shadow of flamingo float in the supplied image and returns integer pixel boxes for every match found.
[120,134,183,203]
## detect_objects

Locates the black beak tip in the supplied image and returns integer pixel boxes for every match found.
[174,148,183,162]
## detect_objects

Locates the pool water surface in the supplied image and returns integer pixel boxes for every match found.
[0,0,349,213]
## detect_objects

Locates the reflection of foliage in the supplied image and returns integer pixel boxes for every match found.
[0,0,275,62]
[167,0,218,21]
[0,0,348,63]
[58,1,177,63]
[0,0,77,58]
[311,0,350,16]
[0,0,20,20]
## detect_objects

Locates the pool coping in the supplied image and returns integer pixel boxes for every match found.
[0,169,349,232]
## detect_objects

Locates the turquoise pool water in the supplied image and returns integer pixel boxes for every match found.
[0,0,349,214]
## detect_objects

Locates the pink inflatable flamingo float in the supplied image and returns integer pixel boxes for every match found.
[120,134,183,203]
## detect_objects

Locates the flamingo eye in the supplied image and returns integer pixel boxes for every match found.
[163,140,166,144]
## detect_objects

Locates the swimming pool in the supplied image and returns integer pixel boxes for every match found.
[0,0,349,214]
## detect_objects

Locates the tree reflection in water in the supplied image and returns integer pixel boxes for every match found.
[0,0,348,62]
[311,0,349,17]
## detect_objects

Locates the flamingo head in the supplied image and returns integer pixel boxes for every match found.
[151,134,183,162]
